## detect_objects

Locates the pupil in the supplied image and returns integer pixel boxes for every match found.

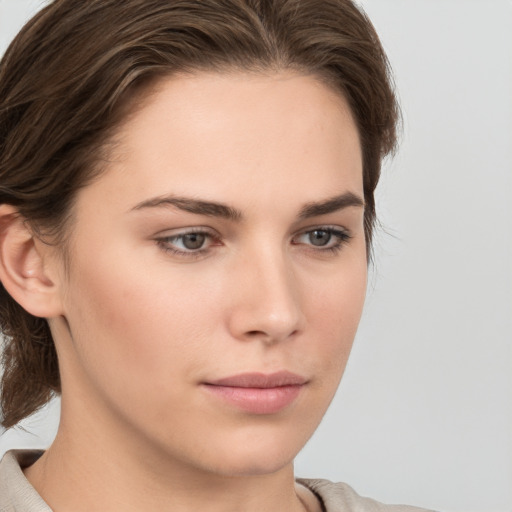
[183,233,206,250]
[309,230,331,246]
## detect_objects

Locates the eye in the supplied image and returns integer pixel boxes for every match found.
[292,227,351,252]
[177,232,207,250]
[307,229,334,247]
[155,229,219,256]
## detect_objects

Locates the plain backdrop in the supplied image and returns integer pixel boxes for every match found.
[1,1,511,511]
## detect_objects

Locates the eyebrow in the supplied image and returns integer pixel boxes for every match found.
[132,195,242,221]
[298,192,364,219]
[131,191,364,221]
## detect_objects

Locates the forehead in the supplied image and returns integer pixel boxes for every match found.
[78,71,363,216]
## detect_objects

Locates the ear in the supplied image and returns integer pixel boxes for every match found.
[0,204,63,318]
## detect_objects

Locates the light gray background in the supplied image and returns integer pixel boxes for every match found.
[1,1,511,511]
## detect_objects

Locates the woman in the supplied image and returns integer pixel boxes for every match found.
[0,1,433,510]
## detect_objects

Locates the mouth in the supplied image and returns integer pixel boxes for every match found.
[202,371,307,415]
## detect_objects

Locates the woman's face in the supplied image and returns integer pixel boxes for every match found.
[51,71,367,476]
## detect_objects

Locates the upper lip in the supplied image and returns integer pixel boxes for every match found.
[205,371,307,388]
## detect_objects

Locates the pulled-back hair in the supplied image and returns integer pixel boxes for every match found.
[0,0,399,428]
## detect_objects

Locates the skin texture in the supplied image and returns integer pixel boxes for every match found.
[13,71,367,512]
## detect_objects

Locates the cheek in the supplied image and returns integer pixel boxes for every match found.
[62,251,215,390]
[303,258,367,378]
[60,261,224,435]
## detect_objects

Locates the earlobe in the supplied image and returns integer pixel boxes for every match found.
[0,204,63,318]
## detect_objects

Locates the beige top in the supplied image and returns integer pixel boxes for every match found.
[0,450,436,512]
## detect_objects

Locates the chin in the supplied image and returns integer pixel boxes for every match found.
[203,449,297,478]
[189,426,310,478]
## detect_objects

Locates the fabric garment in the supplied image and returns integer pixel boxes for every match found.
[0,450,435,512]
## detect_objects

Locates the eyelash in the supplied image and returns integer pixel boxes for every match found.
[292,227,351,255]
[156,228,220,259]
[155,226,352,258]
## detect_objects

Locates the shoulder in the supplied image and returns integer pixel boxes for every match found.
[0,450,51,512]
[297,478,437,512]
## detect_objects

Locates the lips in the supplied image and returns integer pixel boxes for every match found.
[207,371,307,388]
[202,371,307,414]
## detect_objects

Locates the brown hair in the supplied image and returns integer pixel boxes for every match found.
[0,0,399,428]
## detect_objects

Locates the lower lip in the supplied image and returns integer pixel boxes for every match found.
[203,384,303,414]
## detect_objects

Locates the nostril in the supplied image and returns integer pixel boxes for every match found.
[246,330,265,337]
[243,329,299,344]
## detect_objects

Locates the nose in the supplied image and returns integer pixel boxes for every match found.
[226,247,305,345]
